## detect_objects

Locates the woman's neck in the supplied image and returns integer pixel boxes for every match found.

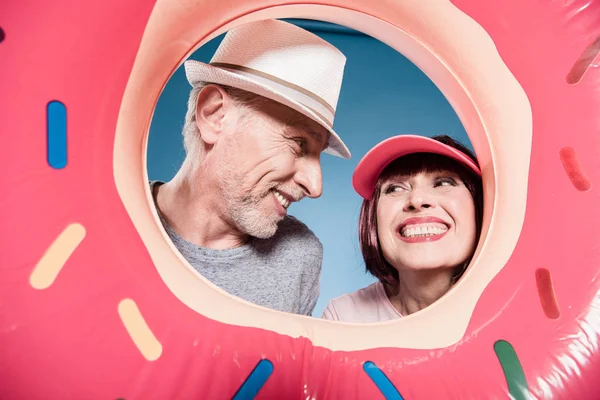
[384,269,454,316]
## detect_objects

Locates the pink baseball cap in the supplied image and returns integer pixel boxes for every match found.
[352,135,482,200]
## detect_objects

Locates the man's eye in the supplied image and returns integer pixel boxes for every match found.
[294,138,307,152]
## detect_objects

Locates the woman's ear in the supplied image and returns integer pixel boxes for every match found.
[195,84,232,145]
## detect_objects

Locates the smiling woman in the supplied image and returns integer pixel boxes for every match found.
[322,135,483,322]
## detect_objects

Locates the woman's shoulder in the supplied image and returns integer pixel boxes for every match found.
[321,282,400,323]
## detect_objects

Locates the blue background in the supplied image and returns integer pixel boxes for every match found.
[146,20,471,317]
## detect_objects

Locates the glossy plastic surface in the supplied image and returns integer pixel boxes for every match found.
[1,0,599,398]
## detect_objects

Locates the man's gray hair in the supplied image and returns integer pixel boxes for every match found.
[181,82,271,168]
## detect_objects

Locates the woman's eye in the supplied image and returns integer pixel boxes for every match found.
[384,184,408,194]
[434,178,458,187]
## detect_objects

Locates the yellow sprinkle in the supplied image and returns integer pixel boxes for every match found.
[30,223,86,289]
[118,299,162,361]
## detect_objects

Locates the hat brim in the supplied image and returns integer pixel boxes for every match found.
[184,60,351,159]
[352,135,482,200]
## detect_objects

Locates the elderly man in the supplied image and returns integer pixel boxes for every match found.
[151,19,350,316]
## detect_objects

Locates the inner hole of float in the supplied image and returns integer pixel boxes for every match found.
[146,17,484,321]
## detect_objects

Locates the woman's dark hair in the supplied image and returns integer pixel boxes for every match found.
[358,135,484,285]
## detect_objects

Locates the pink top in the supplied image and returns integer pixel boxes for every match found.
[321,282,403,323]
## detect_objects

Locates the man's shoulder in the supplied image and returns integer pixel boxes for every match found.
[278,215,310,231]
[278,216,321,242]
[261,216,323,255]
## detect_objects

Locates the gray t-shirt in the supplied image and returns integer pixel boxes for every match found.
[151,182,322,315]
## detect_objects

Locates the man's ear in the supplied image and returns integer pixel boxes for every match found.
[195,85,232,145]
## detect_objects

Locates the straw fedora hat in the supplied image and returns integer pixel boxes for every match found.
[184,19,351,159]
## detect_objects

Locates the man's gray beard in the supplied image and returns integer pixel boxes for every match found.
[217,164,281,240]
[232,200,280,239]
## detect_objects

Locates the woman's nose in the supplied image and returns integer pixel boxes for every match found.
[404,188,435,211]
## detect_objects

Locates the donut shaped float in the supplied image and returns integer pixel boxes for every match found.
[2,0,600,398]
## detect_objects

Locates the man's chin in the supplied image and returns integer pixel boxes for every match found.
[247,225,278,239]
[239,215,281,239]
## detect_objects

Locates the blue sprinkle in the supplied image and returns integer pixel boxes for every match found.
[233,359,274,400]
[363,361,404,400]
[47,100,67,169]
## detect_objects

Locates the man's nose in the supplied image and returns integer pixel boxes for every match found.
[294,158,323,198]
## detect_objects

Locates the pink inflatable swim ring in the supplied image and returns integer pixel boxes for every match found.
[1,0,600,398]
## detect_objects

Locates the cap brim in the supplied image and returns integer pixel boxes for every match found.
[352,135,481,200]
[184,60,351,159]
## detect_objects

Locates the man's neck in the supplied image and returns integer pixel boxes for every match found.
[154,172,249,250]
[385,268,454,316]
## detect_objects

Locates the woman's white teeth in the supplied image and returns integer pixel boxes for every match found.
[274,190,290,209]
[401,225,447,237]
